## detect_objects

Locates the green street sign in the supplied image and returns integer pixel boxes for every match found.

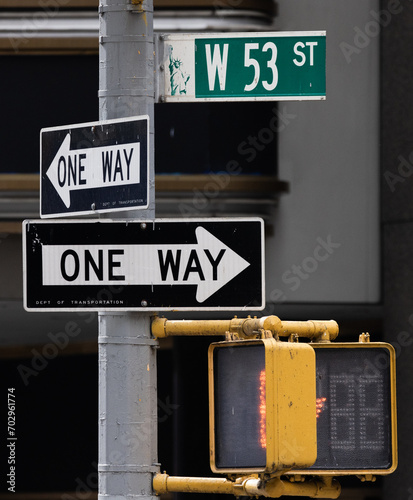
[161,31,326,102]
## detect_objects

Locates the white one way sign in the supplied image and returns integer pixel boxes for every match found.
[23,218,265,312]
[46,133,140,209]
[42,227,249,303]
[40,116,148,218]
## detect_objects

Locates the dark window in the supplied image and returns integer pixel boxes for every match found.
[0,55,99,174]
[0,55,277,178]
[0,353,98,493]
[155,102,277,176]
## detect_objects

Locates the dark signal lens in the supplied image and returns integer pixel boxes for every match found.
[213,344,266,469]
[310,347,393,470]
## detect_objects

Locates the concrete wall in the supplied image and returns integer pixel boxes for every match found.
[267,0,380,305]
[381,1,413,498]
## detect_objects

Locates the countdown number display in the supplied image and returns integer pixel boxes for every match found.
[305,343,397,473]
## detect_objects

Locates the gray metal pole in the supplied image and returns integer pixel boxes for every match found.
[98,1,158,499]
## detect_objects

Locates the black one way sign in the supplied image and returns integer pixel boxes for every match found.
[23,218,264,312]
[40,116,148,218]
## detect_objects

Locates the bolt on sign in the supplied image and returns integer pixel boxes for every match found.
[159,31,326,102]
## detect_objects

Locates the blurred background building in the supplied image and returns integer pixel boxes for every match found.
[0,1,410,499]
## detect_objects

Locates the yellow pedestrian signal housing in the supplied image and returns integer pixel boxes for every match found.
[208,338,317,475]
[287,342,397,477]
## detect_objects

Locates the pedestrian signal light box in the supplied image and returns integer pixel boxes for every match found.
[208,339,317,475]
[287,342,397,476]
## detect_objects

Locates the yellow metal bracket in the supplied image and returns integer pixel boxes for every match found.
[152,473,341,498]
[151,315,339,342]
[259,328,275,339]
[224,331,240,341]
[357,474,376,482]
[359,332,371,343]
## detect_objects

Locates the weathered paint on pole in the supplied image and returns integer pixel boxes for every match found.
[98,0,158,499]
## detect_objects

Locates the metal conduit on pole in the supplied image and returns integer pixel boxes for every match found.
[98,1,157,499]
